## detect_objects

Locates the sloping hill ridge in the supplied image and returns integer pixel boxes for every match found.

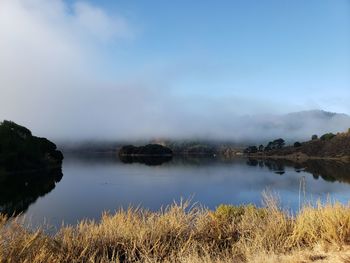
[267,131,350,159]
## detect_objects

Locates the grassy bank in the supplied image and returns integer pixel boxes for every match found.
[2,197,350,262]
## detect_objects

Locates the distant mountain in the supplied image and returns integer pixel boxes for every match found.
[235,110,350,143]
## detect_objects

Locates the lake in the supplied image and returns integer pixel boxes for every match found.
[1,154,350,229]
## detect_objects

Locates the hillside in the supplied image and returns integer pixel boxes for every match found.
[264,131,350,159]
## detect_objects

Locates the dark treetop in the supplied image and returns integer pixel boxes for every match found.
[119,144,173,156]
[0,120,63,172]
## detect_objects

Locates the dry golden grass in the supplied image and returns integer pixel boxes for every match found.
[2,197,350,262]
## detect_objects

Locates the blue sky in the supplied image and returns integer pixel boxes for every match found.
[86,0,350,113]
[0,0,349,139]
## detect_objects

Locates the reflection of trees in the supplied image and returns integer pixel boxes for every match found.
[293,163,304,173]
[301,160,350,183]
[263,159,286,175]
[170,156,218,166]
[247,158,350,184]
[258,161,264,168]
[119,155,172,166]
[246,159,258,166]
[0,168,63,216]
[247,158,287,174]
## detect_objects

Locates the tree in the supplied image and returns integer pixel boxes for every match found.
[273,138,285,149]
[244,146,258,154]
[265,141,273,150]
[320,133,335,141]
[258,145,264,152]
[311,134,318,140]
[265,139,285,150]
[0,120,63,171]
[264,145,272,152]
[294,142,302,147]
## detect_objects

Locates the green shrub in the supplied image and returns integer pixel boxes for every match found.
[294,142,302,147]
[214,204,267,222]
[320,133,336,141]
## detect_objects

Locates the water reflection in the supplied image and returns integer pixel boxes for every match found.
[2,154,350,228]
[246,158,350,184]
[119,155,173,166]
[0,168,63,216]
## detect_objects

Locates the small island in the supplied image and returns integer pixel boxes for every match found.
[0,120,63,173]
[118,144,173,165]
[119,144,173,156]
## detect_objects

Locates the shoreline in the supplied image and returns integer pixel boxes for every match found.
[0,164,62,176]
[62,150,350,162]
[242,153,350,162]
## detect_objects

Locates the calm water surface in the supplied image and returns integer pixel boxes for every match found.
[2,154,350,228]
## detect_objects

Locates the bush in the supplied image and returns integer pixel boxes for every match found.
[294,142,302,147]
[214,204,246,221]
[244,146,258,154]
[320,133,336,141]
[214,204,267,222]
[266,138,285,150]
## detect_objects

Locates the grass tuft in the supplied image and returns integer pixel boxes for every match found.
[2,197,350,262]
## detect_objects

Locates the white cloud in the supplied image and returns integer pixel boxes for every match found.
[73,1,131,41]
[0,0,348,142]
[0,0,134,139]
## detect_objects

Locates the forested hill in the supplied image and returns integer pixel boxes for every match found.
[0,120,63,172]
[245,130,350,159]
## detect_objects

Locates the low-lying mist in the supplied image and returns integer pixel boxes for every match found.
[55,110,350,148]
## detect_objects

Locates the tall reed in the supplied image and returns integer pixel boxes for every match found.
[1,197,350,262]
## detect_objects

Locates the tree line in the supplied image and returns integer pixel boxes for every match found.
[244,131,341,154]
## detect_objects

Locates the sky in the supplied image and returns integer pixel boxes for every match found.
[0,0,349,141]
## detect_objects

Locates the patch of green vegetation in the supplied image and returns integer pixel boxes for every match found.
[214,204,267,222]
[311,134,318,140]
[244,138,285,154]
[294,141,302,147]
[320,133,336,141]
